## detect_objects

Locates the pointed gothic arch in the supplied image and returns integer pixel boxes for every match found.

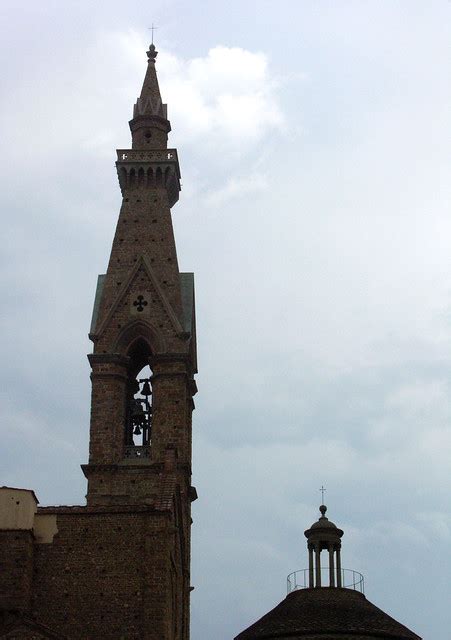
[114,318,166,357]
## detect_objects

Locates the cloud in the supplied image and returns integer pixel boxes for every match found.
[0,33,283,169]
[204,172,268,208]
[160,45,284,145]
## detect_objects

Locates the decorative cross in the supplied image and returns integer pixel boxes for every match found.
[149,23,158,45]
[133,295,148,312]
[319,485,326,503]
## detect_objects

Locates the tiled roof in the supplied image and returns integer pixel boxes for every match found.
[235,588,421,639]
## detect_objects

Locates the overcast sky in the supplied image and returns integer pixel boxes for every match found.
[1,1,450,638]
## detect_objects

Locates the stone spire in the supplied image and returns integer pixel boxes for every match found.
[129,43,171,149]
[91,42,184,335]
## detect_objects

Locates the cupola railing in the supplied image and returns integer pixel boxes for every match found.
[287,568,365,594]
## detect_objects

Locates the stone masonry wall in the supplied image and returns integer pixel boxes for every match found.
[31,508,177,640]
[0,531,34,613]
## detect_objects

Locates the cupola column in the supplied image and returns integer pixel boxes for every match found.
[308,544,314,588]
[304,505,344,589]
[314,543,322,587]
[329,544,336,587]
[336,544,342,587]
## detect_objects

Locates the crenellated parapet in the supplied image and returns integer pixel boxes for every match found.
[116,149,181,206]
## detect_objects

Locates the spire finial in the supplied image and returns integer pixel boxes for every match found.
[146,24,158,62]
[319,485,326,504]
[146,43,158,62]
[149,23,158,45]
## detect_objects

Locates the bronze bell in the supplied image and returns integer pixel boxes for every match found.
[133,425,142,436]
[141,380,152,396]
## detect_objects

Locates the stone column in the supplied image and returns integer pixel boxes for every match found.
[308,545,314,588]
[336,546,342,587]
[315,544,321,587]
[328,544,335,587]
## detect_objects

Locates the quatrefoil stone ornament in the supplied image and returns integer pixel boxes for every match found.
[131,293,151,316]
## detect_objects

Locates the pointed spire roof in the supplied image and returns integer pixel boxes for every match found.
[129,42,171,148]
[132,43,167,120]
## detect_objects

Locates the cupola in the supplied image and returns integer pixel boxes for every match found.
[235,505,421,640]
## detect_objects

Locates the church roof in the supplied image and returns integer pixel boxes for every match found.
[235,588,421,640]
[304,505,343,538]
[0,486,39,503]
[89,274,105,334]
[132,43,167,120]
[180,272,195,335]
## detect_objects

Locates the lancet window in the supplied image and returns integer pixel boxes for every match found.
[124,339,153,458]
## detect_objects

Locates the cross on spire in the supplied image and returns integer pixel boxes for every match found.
[149,23,158,45]
[319,485,326,504]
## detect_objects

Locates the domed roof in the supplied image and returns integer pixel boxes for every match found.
[234,588,421,639]
[309,506,338,529]
[304,505,343,540]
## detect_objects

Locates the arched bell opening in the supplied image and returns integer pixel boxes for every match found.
[114,319,166,357]
[124,338,153,457]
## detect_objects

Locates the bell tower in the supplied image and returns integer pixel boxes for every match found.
[0,42,197,640]
[84,42,197,509]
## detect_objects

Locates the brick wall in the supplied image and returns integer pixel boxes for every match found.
[0,531,34,613]
[31,507,181,640]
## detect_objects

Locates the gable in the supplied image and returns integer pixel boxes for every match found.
[91,256,184,341]
[0,618,66,639]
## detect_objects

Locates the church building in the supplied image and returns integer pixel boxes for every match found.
[0,43,421,640]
